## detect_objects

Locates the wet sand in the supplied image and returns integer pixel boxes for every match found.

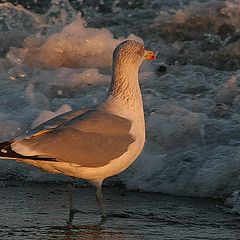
[0,183,240,240]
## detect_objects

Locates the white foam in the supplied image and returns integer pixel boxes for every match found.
[11,17,142,70]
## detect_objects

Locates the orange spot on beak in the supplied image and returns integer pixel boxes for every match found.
[144,50,157,60]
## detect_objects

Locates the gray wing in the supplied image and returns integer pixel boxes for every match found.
[13,110,135,167]
[16,109,88,140]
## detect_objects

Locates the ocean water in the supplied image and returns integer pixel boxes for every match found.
[0,0,240,215]
[1,183,240,240]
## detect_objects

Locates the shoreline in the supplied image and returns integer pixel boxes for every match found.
[1,183,240,239]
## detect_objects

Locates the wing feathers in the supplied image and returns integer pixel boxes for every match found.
[7,109,135,168]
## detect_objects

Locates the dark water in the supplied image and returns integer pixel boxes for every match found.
[0,183,240,240]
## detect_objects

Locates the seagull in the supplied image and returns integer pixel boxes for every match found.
[0,40,156,225]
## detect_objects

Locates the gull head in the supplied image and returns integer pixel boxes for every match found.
[113,40,156,68]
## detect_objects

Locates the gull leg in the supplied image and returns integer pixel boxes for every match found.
[67,181,77,226]
[95,181,107,224]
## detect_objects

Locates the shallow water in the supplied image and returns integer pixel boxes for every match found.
[0,183,240,240]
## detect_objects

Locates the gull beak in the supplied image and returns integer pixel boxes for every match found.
[144,50,157,60]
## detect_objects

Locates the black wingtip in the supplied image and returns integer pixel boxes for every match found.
[0,141,12,157]
[0,141,12,149]
[0,140,56,162]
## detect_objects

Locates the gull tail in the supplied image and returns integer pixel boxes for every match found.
[0,140,56,161]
